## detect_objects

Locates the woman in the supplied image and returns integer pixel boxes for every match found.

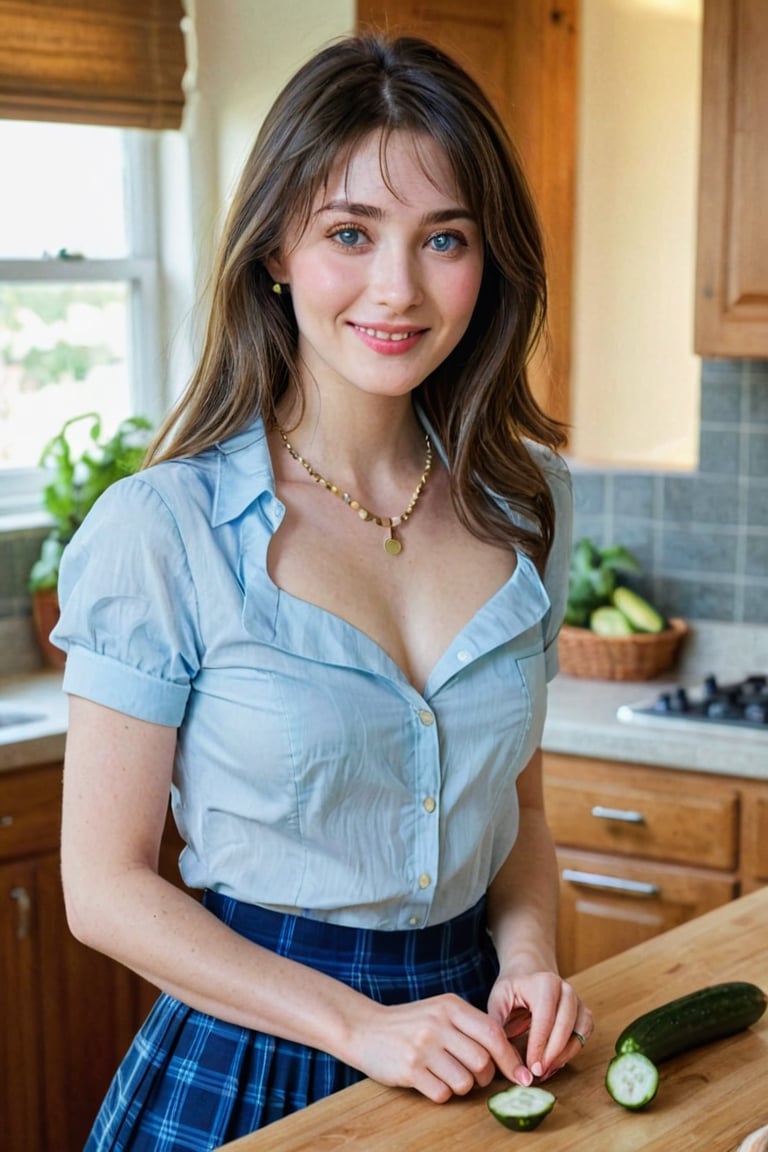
[52,31,591,1151]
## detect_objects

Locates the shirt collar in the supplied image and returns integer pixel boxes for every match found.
[211,417,276,527]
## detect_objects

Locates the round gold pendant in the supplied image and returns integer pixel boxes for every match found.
[384,536,402,556]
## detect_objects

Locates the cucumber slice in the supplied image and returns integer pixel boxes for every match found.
[487,1085,556,1131]
[605,1051,659,1110]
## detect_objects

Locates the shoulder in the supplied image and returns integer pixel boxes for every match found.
[523,438,571,488]
[523,439,572,523]
[90,417,273,530]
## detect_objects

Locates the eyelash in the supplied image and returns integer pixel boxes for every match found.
[327,224,468,254]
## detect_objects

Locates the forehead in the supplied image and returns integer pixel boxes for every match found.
[321,129,465,206]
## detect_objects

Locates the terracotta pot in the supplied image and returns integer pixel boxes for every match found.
[31,588,66,669]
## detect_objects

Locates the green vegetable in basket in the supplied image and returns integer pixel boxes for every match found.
[565,538,666,636]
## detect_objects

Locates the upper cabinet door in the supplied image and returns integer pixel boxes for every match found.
[357,0,577,426]
[695,0,768,357]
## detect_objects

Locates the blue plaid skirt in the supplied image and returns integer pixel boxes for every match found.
[85,892,499,1151]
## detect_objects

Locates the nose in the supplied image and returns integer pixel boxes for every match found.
[370,242,423,312]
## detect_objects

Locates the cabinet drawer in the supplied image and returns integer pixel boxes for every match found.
[555,846,737,976]
[0,764,62,861]
[545,774,738,870]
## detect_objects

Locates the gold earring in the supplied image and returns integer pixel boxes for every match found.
[272,282,283,295]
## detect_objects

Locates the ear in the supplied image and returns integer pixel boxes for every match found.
[265,252,288,285]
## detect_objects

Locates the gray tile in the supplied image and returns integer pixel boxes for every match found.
[698,427,742,475]
[742,582,768,624]
[660,526,739,576]
[612,473,656,518]
[571,471,608,515]
[571,513,607,550]
[700,361,744,423]
[746,482,768,529]
[745,533,768,579]
[0,533,41,600]
[747,431,768,479]
[701,358,744,387]
[656,574,737,622]
[661,474,740,526]
[746,361,768,425]
[661,475,697,521]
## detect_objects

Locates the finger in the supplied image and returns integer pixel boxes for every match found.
[456,1009,532,1087]
[536,1003,594,1078]
[425,1049,488,1098]
[527,986,581,1075]
[525,985,574,1062]
[441,1030,499,1090]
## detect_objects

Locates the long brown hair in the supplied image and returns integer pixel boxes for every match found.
[147,33,567,568]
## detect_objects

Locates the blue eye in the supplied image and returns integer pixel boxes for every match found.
[332,227,363,246]
[429,232,462,253]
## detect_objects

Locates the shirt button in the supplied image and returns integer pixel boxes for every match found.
[418,709,434,726]
[409,915,420,926]
[457,649,471,662]
[422,796,436,813]
[418,873,431,889]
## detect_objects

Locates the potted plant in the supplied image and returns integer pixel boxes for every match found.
[28,411,153,667]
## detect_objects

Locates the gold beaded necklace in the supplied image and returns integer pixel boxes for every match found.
[278,428,432,556]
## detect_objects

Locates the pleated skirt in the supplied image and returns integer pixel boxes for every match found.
[84,891,500,1152]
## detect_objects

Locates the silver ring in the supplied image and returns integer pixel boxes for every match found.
[572,1030,587,1048]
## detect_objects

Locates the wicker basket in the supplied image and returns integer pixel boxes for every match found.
[558,618,688,681]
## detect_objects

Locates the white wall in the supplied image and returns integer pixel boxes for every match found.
[571,0,702,470]
[186,0,355,293]
[162,0,355,398]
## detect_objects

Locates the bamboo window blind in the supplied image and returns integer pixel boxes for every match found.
[0,0,187,129]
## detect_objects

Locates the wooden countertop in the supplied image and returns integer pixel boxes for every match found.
[217,886,768,1151]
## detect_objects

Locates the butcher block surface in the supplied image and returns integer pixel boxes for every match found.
[217,886,768,1150]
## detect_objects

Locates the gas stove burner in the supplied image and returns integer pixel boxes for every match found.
[618,673,768,730]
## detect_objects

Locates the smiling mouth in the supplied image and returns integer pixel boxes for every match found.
[353,325,424,342]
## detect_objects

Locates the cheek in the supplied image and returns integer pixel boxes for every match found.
[444,261,484,325]
[289,252,357,313]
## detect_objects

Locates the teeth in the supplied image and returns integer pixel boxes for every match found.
[356,326,417,341]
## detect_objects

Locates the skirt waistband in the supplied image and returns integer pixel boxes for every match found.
[203,890,489,967]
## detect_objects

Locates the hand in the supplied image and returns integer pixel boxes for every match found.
[349,993,530,1103]
[486,969,593,1082]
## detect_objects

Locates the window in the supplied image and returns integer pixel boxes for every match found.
[0,120,166,517]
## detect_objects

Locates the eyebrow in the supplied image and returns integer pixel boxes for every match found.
[317,200,476,225]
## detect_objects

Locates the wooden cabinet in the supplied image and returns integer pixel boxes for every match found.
[356,0,577,426]
[544,752,768,976]
[1,762,185,1152]
[694,0,768,356]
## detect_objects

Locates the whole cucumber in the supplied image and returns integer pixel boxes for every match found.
[615,981,766,1064]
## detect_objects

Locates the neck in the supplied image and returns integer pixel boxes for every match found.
[276,394,426,478]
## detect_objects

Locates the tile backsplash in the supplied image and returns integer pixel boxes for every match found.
[570,358,768,624]
[2,357,767,675]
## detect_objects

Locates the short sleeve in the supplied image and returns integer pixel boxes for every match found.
[540,452,573,680]
[50,475,201,726]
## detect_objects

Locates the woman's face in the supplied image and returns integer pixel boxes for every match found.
[270,130,484,404]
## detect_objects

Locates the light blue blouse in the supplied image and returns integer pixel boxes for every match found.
[52,417,572,931]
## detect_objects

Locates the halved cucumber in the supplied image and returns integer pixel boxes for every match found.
[487,1085,556,1131]
[605,1051,659,1111]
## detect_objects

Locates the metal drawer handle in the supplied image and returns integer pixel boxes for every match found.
[0,815,13,828]
[562,868,660,898]
[591,805,646,825]
[10,886,31,939]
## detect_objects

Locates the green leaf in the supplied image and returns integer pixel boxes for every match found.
[599,544,641,573]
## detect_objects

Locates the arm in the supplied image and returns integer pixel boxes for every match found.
[61,694,525,1103]
[485,747,593,1081]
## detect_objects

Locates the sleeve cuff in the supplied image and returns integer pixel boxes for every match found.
[61,645,190,727]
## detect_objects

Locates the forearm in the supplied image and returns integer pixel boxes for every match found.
[66,860,375,1063]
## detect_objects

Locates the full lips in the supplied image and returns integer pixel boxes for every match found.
[350,323,426,355]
